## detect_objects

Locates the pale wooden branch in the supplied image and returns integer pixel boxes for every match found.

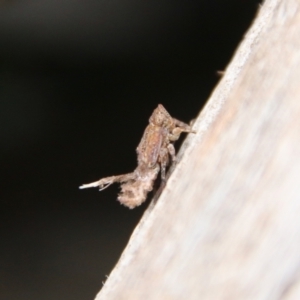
[96,0,300,299]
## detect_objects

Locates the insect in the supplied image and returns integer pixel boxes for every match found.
[80,104,195,209]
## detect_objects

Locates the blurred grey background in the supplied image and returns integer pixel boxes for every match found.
[0,1,258,299]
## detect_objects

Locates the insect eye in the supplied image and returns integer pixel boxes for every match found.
[148,162,156,168]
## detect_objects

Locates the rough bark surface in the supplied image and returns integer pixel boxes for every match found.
[96,1,300,299]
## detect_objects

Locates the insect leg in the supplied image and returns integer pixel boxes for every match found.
[167,144,176,162]
[169,121,195,142]
[159,147,169,181]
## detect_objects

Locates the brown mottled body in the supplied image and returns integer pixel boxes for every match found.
[80,104,195,209]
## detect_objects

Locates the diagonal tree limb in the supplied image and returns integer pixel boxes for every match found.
[96,1,300,299]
